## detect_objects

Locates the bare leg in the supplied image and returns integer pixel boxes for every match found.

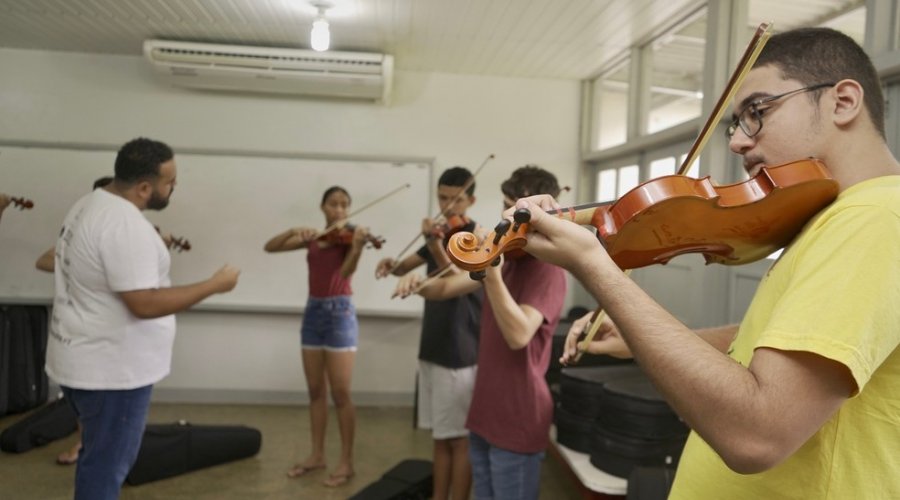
[288,348,328,477]
[432,438,453,500]
[449,436,472,500]
[56,421,82,465]
[323,349,356,486]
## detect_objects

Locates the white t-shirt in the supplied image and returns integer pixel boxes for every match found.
[45,189,175,390]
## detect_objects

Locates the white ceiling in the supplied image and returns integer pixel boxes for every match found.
[0,0,866,81]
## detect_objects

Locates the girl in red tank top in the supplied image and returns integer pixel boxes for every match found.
[264,186,372,488]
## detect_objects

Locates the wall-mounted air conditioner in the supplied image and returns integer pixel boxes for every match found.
[143,40,394,104]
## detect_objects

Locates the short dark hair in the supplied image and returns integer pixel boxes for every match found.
[321,186,351,206]
[92,176,113,190]
[755,27,885,138]
[114,138,174,184]
[501,165,561,199]
[438,166,475,197]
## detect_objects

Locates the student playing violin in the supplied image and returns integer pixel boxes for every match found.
[376,167,482,500]
[506,28,900,499]
[264,186,371,488]
[395,166,567,500]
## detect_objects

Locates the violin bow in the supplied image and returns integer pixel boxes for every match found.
[391,262,457,299]
[572,22,773,363]
[382,154,494,277]
[313,182,411,239]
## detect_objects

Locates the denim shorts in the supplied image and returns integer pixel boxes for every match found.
[301,295,359,351]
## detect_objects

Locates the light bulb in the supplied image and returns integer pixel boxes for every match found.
[311,18,330,52]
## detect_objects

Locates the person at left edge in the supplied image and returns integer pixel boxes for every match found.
[45,137,241,500]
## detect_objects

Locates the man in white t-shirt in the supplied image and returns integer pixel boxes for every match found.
[45,137,240,500]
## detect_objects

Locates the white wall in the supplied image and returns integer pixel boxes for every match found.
[0,47,581,405]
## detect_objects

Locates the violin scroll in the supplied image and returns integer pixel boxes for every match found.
[447,209,532,273]
[170,236,191,252]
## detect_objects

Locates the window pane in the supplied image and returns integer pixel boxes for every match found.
[597,169,617,202]
[649,157,676,179]
[679,154,700,178]
[617,165,640,196]
[647,13,706,134]
[592,62,630,150]
[749,3,865,46]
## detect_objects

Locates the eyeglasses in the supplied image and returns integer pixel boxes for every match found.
[726,83,835,139]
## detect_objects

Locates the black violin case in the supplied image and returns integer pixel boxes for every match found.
[125,421,262,485]
[0,396,78,453]
[554,364,643,452]
[588,376,689,478]
[0,305,49,417]
[349,458,433,500]
[626,465,678,500]
[558,364,643,418]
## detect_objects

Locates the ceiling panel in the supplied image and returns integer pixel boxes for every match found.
[0,0,866,80]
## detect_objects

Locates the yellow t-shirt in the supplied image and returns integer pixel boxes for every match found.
[670,176,900,500]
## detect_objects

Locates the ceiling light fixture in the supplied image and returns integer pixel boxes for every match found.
[310,4,330,52]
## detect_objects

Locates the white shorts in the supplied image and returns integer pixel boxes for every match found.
[417,360,476,440]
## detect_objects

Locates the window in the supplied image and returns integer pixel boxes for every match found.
[596,169,618,202]
[646,14,706,134]
[649,157,676,178]
[596,164,639,202]
[591,62,630,150]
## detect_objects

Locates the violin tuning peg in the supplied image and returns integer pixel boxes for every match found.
[492,219,511,245]
[513,208,531,223]
[491,257,502,267]
[469,270,486,281]
[512,209,531,232]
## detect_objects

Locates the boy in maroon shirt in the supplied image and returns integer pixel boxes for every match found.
[395,166,567,499]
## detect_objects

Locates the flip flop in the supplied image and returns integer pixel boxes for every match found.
[323,471,355,487]
[286,463,326,478]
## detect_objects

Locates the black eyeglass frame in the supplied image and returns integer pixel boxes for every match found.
[726,83,836,139]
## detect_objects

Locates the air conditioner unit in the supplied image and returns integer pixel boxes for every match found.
[143,40,394,104]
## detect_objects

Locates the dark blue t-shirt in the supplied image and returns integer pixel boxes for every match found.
[415,219,482,368]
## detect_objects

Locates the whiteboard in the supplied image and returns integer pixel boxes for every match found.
[0,144,430,316]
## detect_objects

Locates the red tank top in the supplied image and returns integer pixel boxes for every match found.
[306,242,353,298]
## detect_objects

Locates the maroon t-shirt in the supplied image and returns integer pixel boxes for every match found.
[465,255,567,453]
[306,242,352,298]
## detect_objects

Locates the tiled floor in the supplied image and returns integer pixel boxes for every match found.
[0,402,582,499]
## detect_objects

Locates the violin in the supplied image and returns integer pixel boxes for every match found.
[10,197,34,209]
[447,158,839,273]
[170,236,191,252]
[429,214,471,240]
[154,225,191,252]
[319,224,386,249]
